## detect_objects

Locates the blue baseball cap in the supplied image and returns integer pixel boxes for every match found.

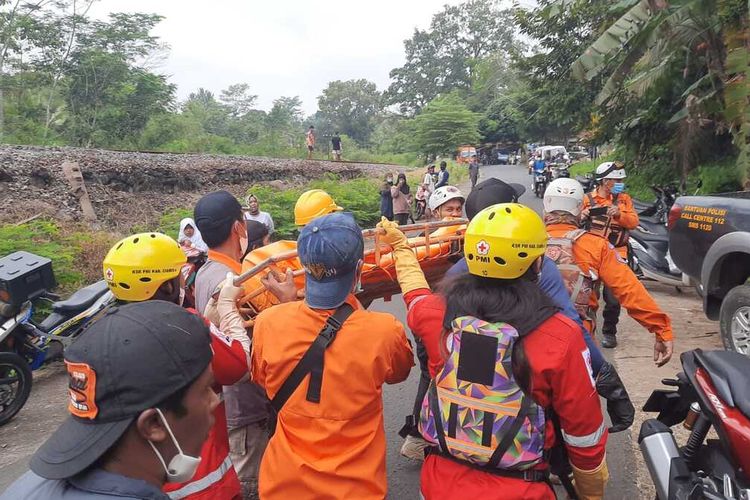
[298,212,364,309]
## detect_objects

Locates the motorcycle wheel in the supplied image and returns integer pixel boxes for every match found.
[0,351,33,426]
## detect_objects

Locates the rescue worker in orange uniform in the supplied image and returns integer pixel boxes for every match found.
[545,178,674,366]
[581,161,639,348]
[102,233,249,500]
[294,189,343,226]
[251,212,414,500]
[248,188,345,306]
[377,206,609,500]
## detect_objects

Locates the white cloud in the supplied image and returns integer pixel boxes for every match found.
[92,0,469,115]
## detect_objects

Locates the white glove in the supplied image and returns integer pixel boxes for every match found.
[206,273,251,357]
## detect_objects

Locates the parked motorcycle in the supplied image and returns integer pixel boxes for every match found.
[633,180,702,224]
[576,173,595,192]
[0,252,115,425]
[629,219,686,288]
[415,198,427,221]
[640,348,750,499]
[549,163,571,180]
[628,181,703,287]
[633,184,681,224]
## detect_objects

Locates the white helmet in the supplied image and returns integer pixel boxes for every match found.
[544,178,585,216]
[595,161,626,180]
[429,185,464,212]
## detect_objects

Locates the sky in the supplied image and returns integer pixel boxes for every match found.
[91,0,481,115]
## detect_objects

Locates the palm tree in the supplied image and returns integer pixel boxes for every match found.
[567,0,750,185]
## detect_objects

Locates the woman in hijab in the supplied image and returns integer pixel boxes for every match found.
[380,173,395,221]
[178,217,209,252]
[390,173,412,225]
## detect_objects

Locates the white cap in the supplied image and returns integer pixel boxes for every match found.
[429,185,465,212]
[543,178,585,217]
[595,162,626,180]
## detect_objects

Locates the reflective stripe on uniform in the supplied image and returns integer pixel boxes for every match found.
[166,455,234,499]
[407,295,429,314]
[561,422,606,448]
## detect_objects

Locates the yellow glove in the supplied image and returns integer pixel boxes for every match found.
[377,217,408,249]
[572,458,609,500]
[375,217,429,295]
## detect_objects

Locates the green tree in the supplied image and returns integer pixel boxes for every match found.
[411,94,481,157]
[570,0,749,183]
[64,49,174,146]
[387,0,519,114]
[317,79,382,145]
[220,83,257,118]
[266,96,303,130]
[513,0,612,142]
[181,88,230,137]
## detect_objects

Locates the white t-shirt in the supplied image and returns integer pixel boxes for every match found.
[422,172,435,193]
[244,211,275,234]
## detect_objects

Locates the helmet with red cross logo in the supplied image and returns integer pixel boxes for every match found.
[464,203,547,279]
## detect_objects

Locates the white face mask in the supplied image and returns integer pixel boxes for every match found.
[148,408,201,483]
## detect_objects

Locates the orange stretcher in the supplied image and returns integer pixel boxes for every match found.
[236,219,466,320]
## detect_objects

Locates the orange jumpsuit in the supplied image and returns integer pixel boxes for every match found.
[547,223,673,342]
[251,295,414,500]
[582,191,639,258]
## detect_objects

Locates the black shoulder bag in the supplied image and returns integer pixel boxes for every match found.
[266,303,355,435]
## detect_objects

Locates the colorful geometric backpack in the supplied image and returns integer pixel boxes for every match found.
[545,229,597,323]
[418,316,546,471]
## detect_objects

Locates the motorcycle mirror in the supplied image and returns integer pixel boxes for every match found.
[696,179,703,188]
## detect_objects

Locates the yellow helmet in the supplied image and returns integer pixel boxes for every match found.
[294,189,343,226]
[464,203,547,279]
[102,233,187,301]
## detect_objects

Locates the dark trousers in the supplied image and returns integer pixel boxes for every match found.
[395,213,409,225]
[602,285,621,336]
[470,174,478,189]
[409,336,431,436]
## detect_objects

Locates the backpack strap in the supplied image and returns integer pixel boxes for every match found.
[565,229,587,241]
[429,381,450,454]
[486,395,533,468]
[586,193,596,208]
[271,303,355,411]
[558,230,589,302]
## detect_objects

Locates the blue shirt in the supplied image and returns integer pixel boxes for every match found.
[1,469,169,500]
[436,169,449,188]
[446,256,605,374]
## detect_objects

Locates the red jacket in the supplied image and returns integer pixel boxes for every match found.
[404,289,607,499]
[163,317,247,500]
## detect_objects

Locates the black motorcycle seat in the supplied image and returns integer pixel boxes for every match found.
[635,219,668,238]
[695,350,750,419]
[52,280,109,314]
[632,199,653,211]
[39,311,68,331]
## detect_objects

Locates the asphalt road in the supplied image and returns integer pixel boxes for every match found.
[375,163,638,499]
[0,163,639,498]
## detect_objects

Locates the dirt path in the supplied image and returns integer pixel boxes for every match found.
[610,282,721,497]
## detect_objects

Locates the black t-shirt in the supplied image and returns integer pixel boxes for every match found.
[331,135,341,149]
